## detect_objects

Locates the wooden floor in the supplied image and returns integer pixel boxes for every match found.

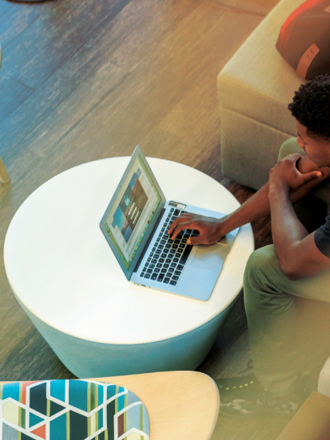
[0,0,291,438]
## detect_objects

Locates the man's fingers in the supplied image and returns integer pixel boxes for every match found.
[168,221,193,239]
[168,214,223,245]
[291,153,304,162]
[302,170,323,183]
[167,222,176,235]
[168,214,195,237]
[167,219,181,235]
[188,236,203,245]
[314,170,323,178]
[168,214,191,233]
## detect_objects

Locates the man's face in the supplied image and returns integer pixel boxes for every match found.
[296,120,330,168]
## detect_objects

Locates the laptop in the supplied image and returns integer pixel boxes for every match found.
[100,146,239,301]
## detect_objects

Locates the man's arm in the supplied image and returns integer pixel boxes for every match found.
[269,155,330,279]
[168,183,270,245]
[168,154,330,245]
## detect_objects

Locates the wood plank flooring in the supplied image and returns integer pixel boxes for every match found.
[0,0,291,438]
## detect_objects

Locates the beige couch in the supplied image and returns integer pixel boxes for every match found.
[217,0,330,205]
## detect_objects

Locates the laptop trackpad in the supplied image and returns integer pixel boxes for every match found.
[191,245,227,272]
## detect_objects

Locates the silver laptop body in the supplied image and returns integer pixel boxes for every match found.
[100,146,239,301]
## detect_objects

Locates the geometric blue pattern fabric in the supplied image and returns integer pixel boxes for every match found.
[0,379,150,439]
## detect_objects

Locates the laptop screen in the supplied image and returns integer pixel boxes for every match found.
[100,147,166,277]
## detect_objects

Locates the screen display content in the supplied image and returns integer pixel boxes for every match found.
[104,154,162,269]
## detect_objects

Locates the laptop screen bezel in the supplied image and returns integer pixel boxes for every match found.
[100,146,166,280]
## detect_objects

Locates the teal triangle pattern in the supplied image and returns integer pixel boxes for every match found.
[29,412,44,428]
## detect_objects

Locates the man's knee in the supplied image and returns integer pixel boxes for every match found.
[278,138,304,162]
[243,245,280,292]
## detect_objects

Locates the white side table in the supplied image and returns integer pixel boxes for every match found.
[4,158,254,377]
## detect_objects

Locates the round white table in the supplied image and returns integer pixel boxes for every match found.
[4,158,254,378]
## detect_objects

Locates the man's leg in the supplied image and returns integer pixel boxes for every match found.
[244,244,330,398]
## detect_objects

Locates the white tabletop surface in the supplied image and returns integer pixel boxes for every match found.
[4,158,254,344]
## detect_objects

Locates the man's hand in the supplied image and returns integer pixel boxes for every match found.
[269,153,323,193]
[168,213,228,245]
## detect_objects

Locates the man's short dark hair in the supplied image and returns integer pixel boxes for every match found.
[288,74,330,142]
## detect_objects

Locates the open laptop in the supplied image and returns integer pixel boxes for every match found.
[100,146,239,301]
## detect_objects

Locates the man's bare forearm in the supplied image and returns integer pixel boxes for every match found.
[221,183,270,234]
[269,185,308,264]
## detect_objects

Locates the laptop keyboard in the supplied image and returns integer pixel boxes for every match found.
[140,208,199,286]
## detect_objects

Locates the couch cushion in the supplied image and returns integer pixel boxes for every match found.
[218,0,305,136]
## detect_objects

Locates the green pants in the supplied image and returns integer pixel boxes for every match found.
[244,138,330,397]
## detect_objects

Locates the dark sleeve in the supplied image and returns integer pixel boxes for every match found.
[314,215,330,258]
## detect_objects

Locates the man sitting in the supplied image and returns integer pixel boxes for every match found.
[168,74,330,417]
